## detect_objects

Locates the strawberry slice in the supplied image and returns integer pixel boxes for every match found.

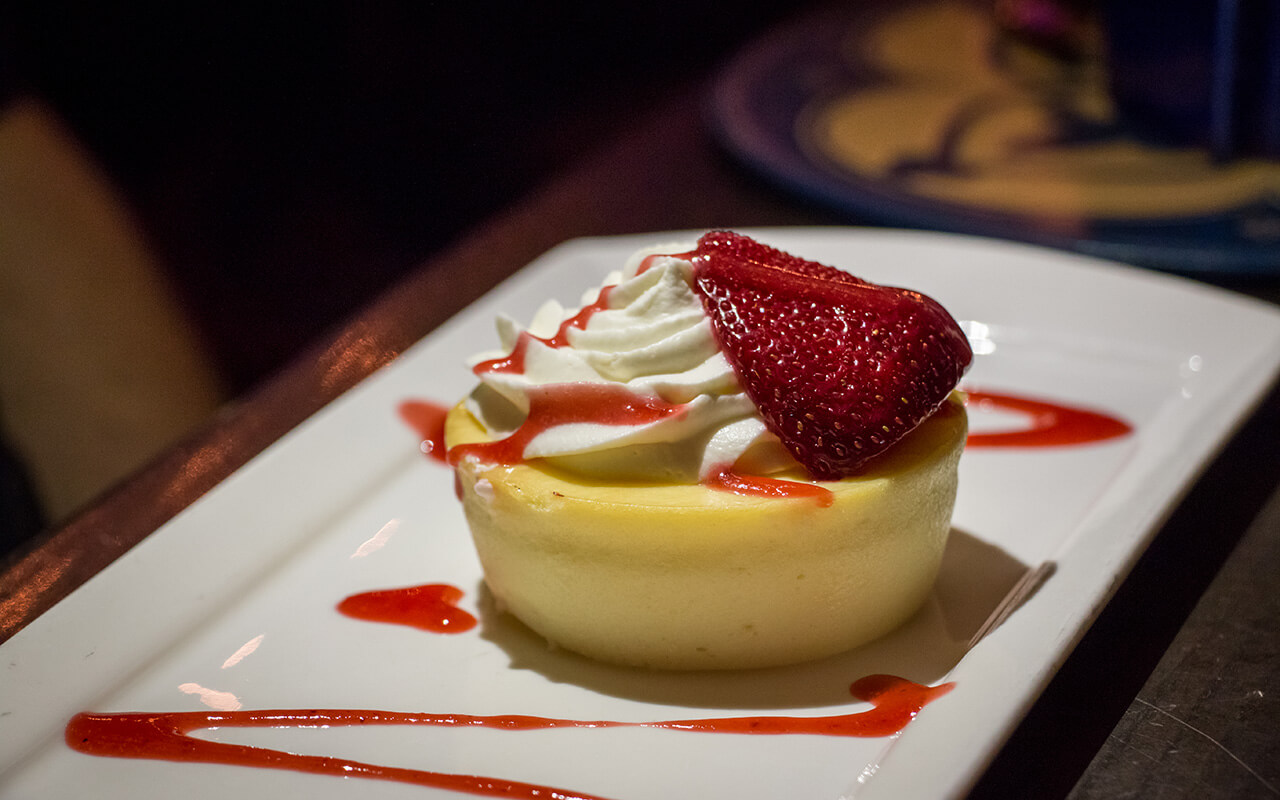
[691,231,971,479]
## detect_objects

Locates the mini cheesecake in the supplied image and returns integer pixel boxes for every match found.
[446,394,966,670]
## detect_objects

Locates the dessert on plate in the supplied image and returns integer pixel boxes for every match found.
[446,230,971,669]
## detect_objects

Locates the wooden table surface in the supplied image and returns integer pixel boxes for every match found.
[3,77,1278,799]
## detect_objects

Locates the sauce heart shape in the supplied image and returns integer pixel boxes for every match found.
[338,584,477,633]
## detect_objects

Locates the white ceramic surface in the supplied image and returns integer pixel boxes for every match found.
[3,229,1278,800]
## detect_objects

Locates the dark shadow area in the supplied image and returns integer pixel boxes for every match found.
[475,528,1031,710]
[2,1,817,393]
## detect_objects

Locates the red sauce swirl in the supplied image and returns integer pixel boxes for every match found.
[962,389,1132,447]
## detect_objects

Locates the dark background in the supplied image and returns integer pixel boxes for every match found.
[2,1,812,392]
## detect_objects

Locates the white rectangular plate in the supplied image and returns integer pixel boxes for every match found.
[3,228,1279,800]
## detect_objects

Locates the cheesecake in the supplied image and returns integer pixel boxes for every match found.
[445,231,972,669]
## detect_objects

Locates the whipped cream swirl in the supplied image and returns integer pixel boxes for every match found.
[464,244,796,482]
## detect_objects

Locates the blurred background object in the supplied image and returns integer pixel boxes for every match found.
[1104,0,1280,160]
[706,0,1280,275]
[0,98,225,547]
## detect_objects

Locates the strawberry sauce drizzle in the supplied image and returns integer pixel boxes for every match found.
[447,382,688,467]
[470,249,691,377]
[705,466,835,506]
[962,389,1132,448]
[398,400,450,463]
[403,387,1132,500]
[65,676,951,800]
[337,584,476,633]
[474,286,615,376]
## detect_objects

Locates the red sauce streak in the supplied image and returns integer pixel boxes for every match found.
[475,286,615,376]
[448,382,687,466]
[337,584,476,634]
[705,466,834,506]
[65,675,951,800]
[963,389,1133,448]
[398,400,450,463]
[471,249,694,377]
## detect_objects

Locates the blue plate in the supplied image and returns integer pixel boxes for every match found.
[706,0,1280,276]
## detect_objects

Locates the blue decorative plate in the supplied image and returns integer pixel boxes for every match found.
[706,0,1280,275]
